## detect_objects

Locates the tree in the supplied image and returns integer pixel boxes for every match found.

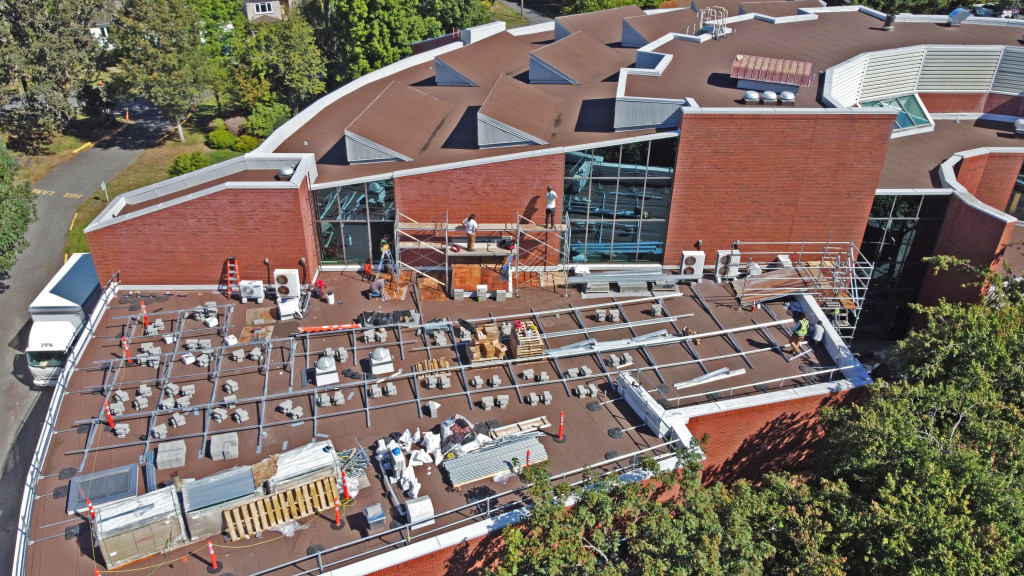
[852,0,954,16]
[561,0,661,15]
[419,0,489,34]
[233,16,326,113]
[193,0,246,115]
[302,0,440,86]
[0,0,106,150]
[110,0,209,142]
[0,137,38,273]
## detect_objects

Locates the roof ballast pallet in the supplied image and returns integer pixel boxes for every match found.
[224,474,339,541]
[510,323,544,359]
[441,435,548,489]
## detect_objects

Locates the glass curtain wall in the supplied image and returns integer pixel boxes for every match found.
[563,137,677,264]
[313,179,395,265]
[860,193,948,336]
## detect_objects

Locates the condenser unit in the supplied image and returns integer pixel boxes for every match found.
[715,250,741,282]
[273,269,301,299]
[238,280,265,304]
[679,251,706,281]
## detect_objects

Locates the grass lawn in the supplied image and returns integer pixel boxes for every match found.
[489,1,531,27]
[13,116,123,185]
[64,126,243,255]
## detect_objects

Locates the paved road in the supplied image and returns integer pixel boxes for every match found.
[0,101,170,573]
[497,0,553,25]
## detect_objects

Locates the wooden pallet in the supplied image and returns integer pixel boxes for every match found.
[511,326,544,359]
[224,475,339,541]
[414,357,451,373]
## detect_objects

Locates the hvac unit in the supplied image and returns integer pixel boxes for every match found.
[238,280,265,304]
[273,269,301,299]
[715,250,741,282]
[679,251,706,281]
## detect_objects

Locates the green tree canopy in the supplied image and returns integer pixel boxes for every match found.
[0,0,106,150]
[110,0,209,142]
[419,0,489,34]
[0,137,37,273]
[232,16,326,113]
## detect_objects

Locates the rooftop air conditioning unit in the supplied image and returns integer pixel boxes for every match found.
[679,251,706,281]
[238,280,265,304]
[273,269,301,299]
[278,164,296,180]
[715,250,741,283]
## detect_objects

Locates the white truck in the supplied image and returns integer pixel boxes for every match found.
[26,254,101,385]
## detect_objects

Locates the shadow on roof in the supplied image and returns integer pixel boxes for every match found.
[319,137,349,166]
[575,98,616,133]
[442,106,480,150]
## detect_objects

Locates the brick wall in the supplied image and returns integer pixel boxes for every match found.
[87,178,320,285]
[665,112,894,266]
[917,192,1016,307]
[956,152,1023,212]
[395,155,564,226]
[984,93,1024,117]
[917,92,987,114]
[685,389,863,485]
[367,532,502,576]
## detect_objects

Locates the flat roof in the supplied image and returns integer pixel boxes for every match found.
[623,9,700,43]
[556,5,646,45]
[878,119,1015,189]
[22,276,857,575]
[345,81,453,161]
[531,31,634,84]
[265,10,1024,190]
[434,31,531,86]
[479,75,564,144]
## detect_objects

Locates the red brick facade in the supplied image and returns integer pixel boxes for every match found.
[685,388,864,485]
[916,93,1024,116]
[87,178,320,285]
[665,112,894,266]
[984,93,1024,117]
[917,192,1016,306]
[955,152,1024,212]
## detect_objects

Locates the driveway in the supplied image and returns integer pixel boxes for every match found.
[0,100,170,572]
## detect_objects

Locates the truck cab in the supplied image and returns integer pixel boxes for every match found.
[26,254,101,385]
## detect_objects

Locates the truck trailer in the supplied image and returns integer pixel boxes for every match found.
[26,254,101,385]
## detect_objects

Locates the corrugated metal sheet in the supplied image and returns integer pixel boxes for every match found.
[730,54,813,87]
[529,54,575,84]
[266,440,339,493]
[182,467,256,511]
[993,47,1024,95]
[859,47,926,101]
[93,486,188,568]
[441,435,547,487]
[478,115,542,148]
[613,98,684,131]
[344,133,407,164]
[918,46,1002,92]
[828,56,867,107]
[434,59,476,87]
[93,486,181,533]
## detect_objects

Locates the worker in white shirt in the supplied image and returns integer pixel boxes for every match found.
[544,185,557,228]
[462,214,478,251]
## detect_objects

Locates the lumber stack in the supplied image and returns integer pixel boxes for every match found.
[510,323,543,359]
[224,474,339,541]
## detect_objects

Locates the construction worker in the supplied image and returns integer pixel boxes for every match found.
[787,313,810,354]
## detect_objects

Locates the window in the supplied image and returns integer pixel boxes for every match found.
[312,179,394,264]
[860,95,931,132]
[253,2,273,14]
[563,136,678,264]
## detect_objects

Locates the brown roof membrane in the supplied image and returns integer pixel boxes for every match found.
[434,32,532,86]
[624,11,1024,106]
[478,75,564,144]
[556,5,646,45]
[345,81,453,161]
[532,32,635,85]
[739,0,822,17]
[623,9,702,44]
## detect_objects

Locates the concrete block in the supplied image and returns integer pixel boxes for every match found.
[232,409,249,423]
[211,408,229,422]
[223,379,239,394]
[151,424,168,439]
[209,432,239,461]
[222,394,237,408]
[180,384,195,397]
[138,384,152,397]
[156,439,187,469]
[169,412,186,428]
[132,396,149,410]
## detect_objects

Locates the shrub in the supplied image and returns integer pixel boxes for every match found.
[208,118,226,131]
[244,103,291,138]
[224,116,245,136]
[169,150,211,177]
[232,134,262,153]
[206,128,237,149]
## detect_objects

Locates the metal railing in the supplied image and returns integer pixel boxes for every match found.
[13,271,120,576]
[247,439,681,576]
[666,366,845,408]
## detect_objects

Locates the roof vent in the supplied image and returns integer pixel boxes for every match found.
[742,90,760,104]
[278,164,296,180]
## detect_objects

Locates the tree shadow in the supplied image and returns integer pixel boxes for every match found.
[443,531,505,575]
[701,391,861,485]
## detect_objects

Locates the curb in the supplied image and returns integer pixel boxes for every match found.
[70,142,94,155]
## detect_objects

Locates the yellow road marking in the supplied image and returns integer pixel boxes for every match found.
[32,188,56,196]
[71,142,94,154]
[62,192,83,199]
[69,213,78,232]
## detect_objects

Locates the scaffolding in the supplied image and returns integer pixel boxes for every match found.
[393,211,568,298]
[728,240,874,343]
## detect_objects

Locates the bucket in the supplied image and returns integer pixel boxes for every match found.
[326,291,335,305]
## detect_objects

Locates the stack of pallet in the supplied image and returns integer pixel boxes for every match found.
[471,324,507,362]
[510,323,544,359]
